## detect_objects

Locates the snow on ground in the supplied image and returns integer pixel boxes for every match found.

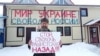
[0,42,100,56]
[56,42,100,56]
[0,44,33,56]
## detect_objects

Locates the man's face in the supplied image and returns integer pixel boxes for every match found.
[41,22,48,28]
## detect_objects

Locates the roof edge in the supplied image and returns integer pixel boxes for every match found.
[1,3,100,7]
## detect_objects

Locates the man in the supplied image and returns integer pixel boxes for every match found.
[28,18,55,56]
[37,18,51,32]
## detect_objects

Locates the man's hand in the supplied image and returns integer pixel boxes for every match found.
[59,40,62,47]
[28,40,32,46]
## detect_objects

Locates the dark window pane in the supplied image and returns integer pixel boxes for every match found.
[17,27,24,37]
[80,8,88,16]
[57,27,63,36]
[81,10,86,16]
[64,27,71,36]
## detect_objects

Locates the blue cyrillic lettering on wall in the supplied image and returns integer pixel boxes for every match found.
[11,18,17,24]
[22,19,28,24]
[11,18,79,25]
[51,19,56,24]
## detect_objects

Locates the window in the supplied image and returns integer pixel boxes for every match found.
[80,8,88,17]
[57,27,63,36]
[64,27,71,36]
[56,26,71,36]
[17,27,24,37]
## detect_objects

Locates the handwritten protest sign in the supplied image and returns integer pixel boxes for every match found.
[31,32,61,53]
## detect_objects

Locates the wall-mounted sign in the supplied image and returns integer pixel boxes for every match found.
[11,9,79,25]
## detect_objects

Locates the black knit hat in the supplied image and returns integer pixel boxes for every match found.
[41,18,49,23]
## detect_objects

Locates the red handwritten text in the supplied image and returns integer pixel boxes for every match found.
[39,10,76,18]
[14,9,32,17]
[32,46,60,53]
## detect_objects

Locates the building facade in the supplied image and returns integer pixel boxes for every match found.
[2,0,100,46]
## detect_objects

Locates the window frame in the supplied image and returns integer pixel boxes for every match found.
[80,8,88,17]
[56,26,63,36]
[64,26,71,36]
[17,27,24,37]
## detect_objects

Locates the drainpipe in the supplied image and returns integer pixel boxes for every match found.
[44,7,46,18]
[80,8,84,42]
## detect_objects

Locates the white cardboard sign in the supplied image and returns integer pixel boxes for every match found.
[31,32,61,53]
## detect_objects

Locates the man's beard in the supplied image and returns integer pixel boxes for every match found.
[41,26,48,29]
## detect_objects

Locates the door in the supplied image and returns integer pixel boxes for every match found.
[90,27,99,43]
[26,27,36,44]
